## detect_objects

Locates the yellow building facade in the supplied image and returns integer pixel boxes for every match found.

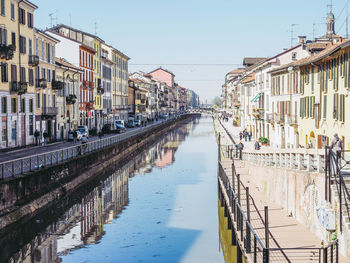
[34,29,59,141]
[0,0,38,148]
[298,40,350,149]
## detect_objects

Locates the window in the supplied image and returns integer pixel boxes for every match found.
[333,93,339,119]
[41,40,45,60]
[11,98,16,113]
[20,98,25,113]
[19,36,26,54]
[1,97,6,113]
[0,0,4,16]
[1,120,7,142]
[28,68,33,86]
[11,32,16,50]
[11,2,14,20]
[19,8,25,25]
[27,12,33,28]
[20,67,26,82]
[42,68,46,79]
[1,63,8,82]
[46,43,50,63]
[35,37,38,56]
[323,95,327,119]
[29,98,33,113]
[11,64,17,81]
[29,115,33,135]
[36,92,40,108]
[51,45,55,64]
[47,69,51,82]
[52,95,55,107]
[339,94,345,122]
[0,28,7,45]
[29,38,32,55]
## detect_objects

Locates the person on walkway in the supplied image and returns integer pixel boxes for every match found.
[254,140,261,150]
[43,131,48,145]
[98,130,103,140]
[236,141,244,159]
[239,131,243,141]
[330,133,344,161]
[73,130,78,144]
[306,140,313,149]
[243,130,248,142]
[248,131,252,142]
[81,135,88,152]
[34,129,40,146]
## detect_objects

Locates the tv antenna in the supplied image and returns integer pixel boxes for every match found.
[288,24,298,47]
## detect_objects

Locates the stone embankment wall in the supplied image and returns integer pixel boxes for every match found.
[0,114,198,231]
[240,161,331,243]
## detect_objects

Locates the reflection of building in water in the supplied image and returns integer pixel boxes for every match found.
[5,120,197,263]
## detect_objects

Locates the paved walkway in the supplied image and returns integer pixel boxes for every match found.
[221,158,346,262]
[0,120,164,163]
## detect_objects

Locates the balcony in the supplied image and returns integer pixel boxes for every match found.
[275,114,285,125]
[140,99,146,104]
[286,115,298,126]
[89,81,94,89]
[266,113,274,124]
[52,80,64,90]
[0,44,14,60]
[42,107,58,117]
[66,94,77,104]
[36,78,47,89]
[83,80,89,87]
[28,55,39,66]
[97,87,105,95]
[11,81,27,94]
[86,101,94,109]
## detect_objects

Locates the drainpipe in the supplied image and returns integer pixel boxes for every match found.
[62,67,69,138]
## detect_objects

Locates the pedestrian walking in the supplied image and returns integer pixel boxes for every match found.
[254,140,261,150]
[73,130,78,144]
[243,130,248,142]
[236,141,244,159]
[81,135,88,152]
[98,130,103,140]
[248,131,252,142]
[34,129,40,146]
[239,131,243,141]
[43,131,48,145]
[330,133,344,162]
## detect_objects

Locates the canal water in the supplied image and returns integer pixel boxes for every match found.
[1,116,234,263]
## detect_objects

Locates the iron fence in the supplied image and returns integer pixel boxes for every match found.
[0,114,191,180]
[218,160,338,262]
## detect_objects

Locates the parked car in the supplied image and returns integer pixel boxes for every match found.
[134,119,141,126]
[68,130,82,141]
[115,124,126,134]
[126,120,135,128]
[77,125,89,138]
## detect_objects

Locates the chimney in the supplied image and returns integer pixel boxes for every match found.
[298,36,307,44]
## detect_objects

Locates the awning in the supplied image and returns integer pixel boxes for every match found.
[251,92,262,102]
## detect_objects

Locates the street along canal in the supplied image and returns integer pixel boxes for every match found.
[1,116,233,263]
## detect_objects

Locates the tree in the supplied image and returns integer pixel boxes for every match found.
[212,96,222,107]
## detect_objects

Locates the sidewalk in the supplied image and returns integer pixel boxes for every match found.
[0,121,163,163]
[220,118,255,150]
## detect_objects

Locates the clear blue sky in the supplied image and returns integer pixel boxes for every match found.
[32,0,348,102]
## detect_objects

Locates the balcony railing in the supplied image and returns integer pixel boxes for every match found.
[36,78,47,89]
[42,107,58,116]
[66,94,77,104]
[52,80,64,90]
[11,81,27,94]
[28,55,39,66]
[275,114,285,124]
[286,115,298,126]
[266,113,274,124]
[83,80,89,87]
[0,44,14,60]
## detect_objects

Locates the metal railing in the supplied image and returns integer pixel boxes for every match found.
[218,160,339,262]
[0,114,192,180]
